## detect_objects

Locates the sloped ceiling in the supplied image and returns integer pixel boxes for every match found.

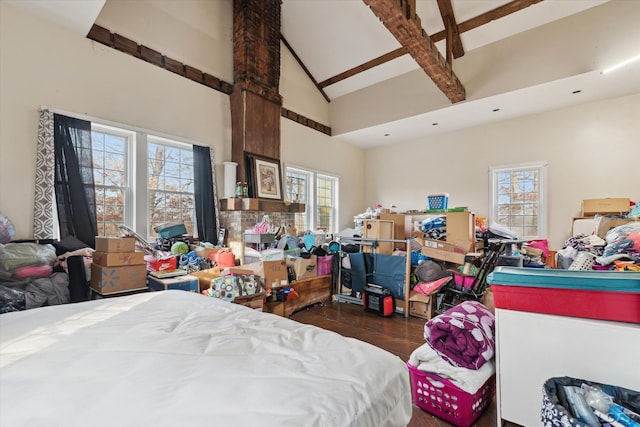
[5,0,640,149]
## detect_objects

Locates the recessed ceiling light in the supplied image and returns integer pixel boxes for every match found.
[384,133,390,137]
[572,90,582,94]
[492,108,500,112]
[432,122,438,126]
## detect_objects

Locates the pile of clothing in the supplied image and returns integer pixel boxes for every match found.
[409,300,496,394]
[558,222,640,270]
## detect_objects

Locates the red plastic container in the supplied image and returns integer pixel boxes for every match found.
[488,267,640,323]
[407,362,495,427]
[491,285,640,323]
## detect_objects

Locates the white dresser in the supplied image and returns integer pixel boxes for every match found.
[495,308,640,426]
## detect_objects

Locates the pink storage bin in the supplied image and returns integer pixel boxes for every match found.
[407,362,495,427]
[316,255,333,276]
[452,271,475,288]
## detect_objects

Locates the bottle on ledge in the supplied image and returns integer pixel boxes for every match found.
[235,181,243,198]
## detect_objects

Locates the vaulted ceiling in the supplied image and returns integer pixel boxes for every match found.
[4,0,640,148]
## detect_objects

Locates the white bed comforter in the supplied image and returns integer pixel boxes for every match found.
[0,290,411,427]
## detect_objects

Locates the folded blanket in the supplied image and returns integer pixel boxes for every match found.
[409,342,495,394]
[424,300,495,370]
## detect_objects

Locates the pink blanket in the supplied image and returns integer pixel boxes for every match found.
[423,301,495,370]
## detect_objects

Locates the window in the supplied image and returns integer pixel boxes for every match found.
[285,165,339,233]
[285,168,310,231]
[91,125,133,237]
[147,137,194,238]
[490,162,546,239]
[91,125,195,239]
[316,174,337,232]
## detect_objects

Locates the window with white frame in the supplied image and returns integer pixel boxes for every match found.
[91,125,133,237]
[147,137,194,238]
[285,165,339,233]
[489,162,547,239]
[91,125,195,240]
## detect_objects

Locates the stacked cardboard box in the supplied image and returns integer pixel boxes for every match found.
[91,237,147,295]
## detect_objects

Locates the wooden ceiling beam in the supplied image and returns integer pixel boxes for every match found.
[363,0,465,103]
[431,0,544,43]
[281,35,331,102]
[437,0,464,59]
[318,47,407,89]
[320,0,543,93]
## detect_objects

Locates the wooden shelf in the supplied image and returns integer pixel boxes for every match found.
[220,198,305,213]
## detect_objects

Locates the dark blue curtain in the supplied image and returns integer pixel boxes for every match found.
[53,114,97,249]
[193,145,218,244]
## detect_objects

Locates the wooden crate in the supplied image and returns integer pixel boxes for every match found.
[233,292,265,311]
[264,275,331,317]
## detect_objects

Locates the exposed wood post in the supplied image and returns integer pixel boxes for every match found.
[231,0,283,184]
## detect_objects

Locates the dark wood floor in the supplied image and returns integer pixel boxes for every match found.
[289,300,500,427]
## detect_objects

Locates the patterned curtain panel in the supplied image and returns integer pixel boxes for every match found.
[193,145,219,244]
[33,109,55,239]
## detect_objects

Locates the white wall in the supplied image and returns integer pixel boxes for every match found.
[0,2,230,239]
[364,93,640,250]
[331,0,640,136]
[0,1,365,239]
[281,120,365,231]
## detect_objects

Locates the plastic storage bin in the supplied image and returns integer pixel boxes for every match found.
[317,255,333,276]
[427,193,449,210]
[407,362,495,427]
[487,267,640,323]
[541,376,640,427]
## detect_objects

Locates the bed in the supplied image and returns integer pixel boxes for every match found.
[0,290,412,427]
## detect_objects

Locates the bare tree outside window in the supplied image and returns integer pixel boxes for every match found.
[92,126,195,240]
[147,141,194,238]
[92,130,128,237]
[491,163,546,239]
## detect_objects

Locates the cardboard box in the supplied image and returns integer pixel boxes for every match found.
[91,264,147,295]
[286,255,317,281]
[147,274,199,292]
[230,260,289,290]
[95,237,136,253]
[257,260,289,289]
[582,198,630,216]
[362,219,394,254]
[446,211,475,252]
[594,216,638,238]
[190,267,221,292]
[380,213,408,240]
[421,239,467,264]
[92,251,144,267]
[409,291,436,320]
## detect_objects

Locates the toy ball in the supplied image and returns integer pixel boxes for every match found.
[171,241,189,255]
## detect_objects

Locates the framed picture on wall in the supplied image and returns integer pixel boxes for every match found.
[252,156,282,200]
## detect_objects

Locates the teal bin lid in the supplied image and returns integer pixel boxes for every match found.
[487,266,640,293]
